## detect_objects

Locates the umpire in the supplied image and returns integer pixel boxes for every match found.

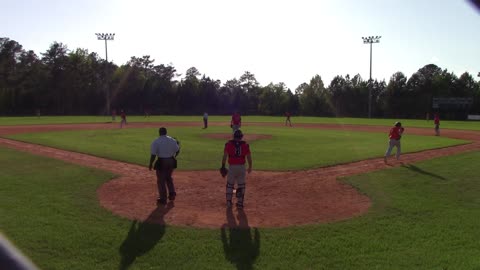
[149,127,180,205]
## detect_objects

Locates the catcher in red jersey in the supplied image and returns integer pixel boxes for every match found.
[384,121,405,163]
[221,129,252,209]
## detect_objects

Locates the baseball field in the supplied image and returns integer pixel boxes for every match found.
[1,116,480,269]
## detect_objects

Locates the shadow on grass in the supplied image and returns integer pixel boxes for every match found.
[402,164,447,180]
[221,208,260,270]
[118,202,174,270]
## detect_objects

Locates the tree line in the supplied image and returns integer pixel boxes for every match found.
[1,37,479,119]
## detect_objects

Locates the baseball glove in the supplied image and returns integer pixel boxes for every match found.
[220,166,228,178]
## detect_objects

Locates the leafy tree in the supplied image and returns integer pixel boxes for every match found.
[1,36,479,119]
[0,38,25,114]
[258,82,290,115]
[239,71,261,114]
[406,64,442,118]
[41,42,70,114]
[299,75,330,116]
[327,75,349,116]
[382,72,408,117]
[199,76,221,113]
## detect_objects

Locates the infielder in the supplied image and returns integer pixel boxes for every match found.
[384,121,405,163]
[434,113,440,136]
[285,111,292,127]
[220,129,252,209]
[119,110,127,128]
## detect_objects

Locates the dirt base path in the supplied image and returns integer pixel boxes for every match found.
[1,122,479,228]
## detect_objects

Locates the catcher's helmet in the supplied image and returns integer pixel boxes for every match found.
[233,129,243,139]
[394,121,402,127]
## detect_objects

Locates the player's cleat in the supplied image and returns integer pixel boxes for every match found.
[168,192,176,201]
[157,197,167,205]
[226,200,233,208]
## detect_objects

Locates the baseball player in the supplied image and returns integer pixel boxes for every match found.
[384,121,405,163]
[230,112,241,132]
[119,110,127,128]
[434,113,440,136]
[285,111,292,126]
[111,109,116,122]
[203,112,208,129]
[220,129,252,208]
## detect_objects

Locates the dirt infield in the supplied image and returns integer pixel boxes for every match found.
[1,122,479,228]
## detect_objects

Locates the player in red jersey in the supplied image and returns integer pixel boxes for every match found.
[285,111,292,126]
[230,112,241,132]
[384,121,405,163]
[434,113,440,136]
[221,129,252,208]
[119,110,127,128]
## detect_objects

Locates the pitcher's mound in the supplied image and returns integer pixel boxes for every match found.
[203,133,272,141]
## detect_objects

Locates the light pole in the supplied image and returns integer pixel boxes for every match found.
[362,35,381,118]
[95,33,115,115]
[95,33,115,62]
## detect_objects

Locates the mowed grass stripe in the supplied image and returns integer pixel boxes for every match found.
[1,115,480,131]
[6,126,467,170]
[2,147,480,269]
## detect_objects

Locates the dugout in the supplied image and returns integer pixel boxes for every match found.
[432,97,473,120]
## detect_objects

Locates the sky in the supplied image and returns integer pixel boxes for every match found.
[2,0,480,90]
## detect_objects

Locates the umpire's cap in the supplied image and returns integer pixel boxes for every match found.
[394,122,402,127]
[233,129,243,139]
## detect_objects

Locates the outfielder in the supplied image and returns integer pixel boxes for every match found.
[220,129,252,209]
[384,121,405,163]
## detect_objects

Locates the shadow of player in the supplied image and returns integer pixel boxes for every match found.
[402,164,447,180]
[118,202,174,270]
[220,207,260,270]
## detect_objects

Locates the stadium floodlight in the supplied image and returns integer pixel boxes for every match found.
[95,33,115,115]
[95,33,115,62]
[362,35,382,118]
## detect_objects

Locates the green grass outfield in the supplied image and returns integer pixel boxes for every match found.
[0,115,479,130]
[1,147,480,269]
[6,126,467,170]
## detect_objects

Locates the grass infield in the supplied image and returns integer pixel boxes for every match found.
[1,147,480,269]
[6,126,467,170]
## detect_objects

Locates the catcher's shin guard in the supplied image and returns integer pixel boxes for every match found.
[236,183,246,206]
[226,183,234,201]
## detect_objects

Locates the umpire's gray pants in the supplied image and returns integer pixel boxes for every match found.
[385,139,401,159]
